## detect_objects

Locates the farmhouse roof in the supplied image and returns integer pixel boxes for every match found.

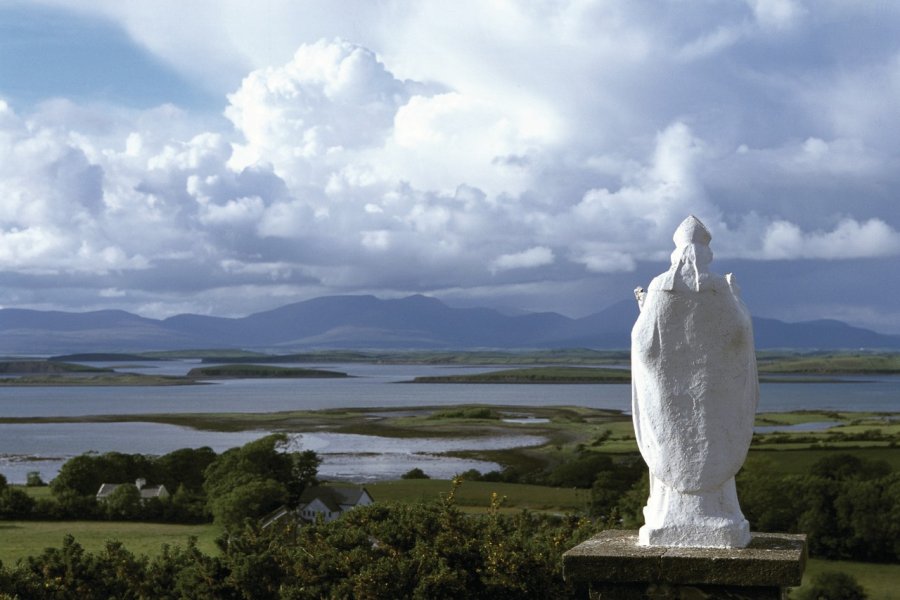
[298,485,372,510]
[96,481,169,499]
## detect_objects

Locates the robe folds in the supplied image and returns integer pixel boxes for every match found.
[631,271,758,495]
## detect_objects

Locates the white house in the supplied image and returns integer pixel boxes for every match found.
[262,485,374,528]
[96,478,169,502]
[297,485,374,522]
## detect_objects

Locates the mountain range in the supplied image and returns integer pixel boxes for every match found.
[1,294,898,354]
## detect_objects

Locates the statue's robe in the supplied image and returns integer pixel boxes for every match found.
[632,269,758,496]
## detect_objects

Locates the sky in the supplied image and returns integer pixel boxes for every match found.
[1,1,899,332]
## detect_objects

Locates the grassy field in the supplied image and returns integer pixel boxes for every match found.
[757,353,900,374]
[0,521,220,566]
[745,446,900,474]
[366,478,587,513]
[798,558,900,600]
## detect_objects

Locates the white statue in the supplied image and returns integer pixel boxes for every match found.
[631,215,758,548]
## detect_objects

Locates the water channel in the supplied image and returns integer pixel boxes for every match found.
[0,361,897,483]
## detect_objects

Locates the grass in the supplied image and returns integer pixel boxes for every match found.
[755,411,863,426]
[758,353,900,374]
[366,478,587,513]
[17,485,52,500]
[0,521,221,566]
[797,558,900,600]
[745,446,900,475]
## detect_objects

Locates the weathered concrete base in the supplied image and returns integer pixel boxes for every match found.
[563,530,806,600]
[640,476,751,548]
[581,581,783,599]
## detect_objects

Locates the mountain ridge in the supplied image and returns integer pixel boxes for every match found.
[0,294,898,353]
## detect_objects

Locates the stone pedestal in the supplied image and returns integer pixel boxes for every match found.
[563,530,806,599]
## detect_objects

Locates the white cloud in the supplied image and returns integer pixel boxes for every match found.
[549,121,724,268]
[759,218,900,260]
[198,195,265,226]
[225,39,417,181]
[491,246,555,272]
[2,3,900,330]
[746,0,807,31]
[677,24,749,61]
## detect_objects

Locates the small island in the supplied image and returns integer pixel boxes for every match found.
[0,361,180,386]
[0,360,348,385]
[186,364,348,379]
[0,360,112,374]
[410,366,632,384]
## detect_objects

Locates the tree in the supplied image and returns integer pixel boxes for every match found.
[401,467,430,479]
[793,571,867,600]
[589,456,644,518]
[203,435,318,529]
[25,471,45,487]
[204,435,292,498]
[0,487,35,519]
[165,485,209,523]
[0,464,35,519]
[546,453,615,488]
[51,451,155,498]
[155,447,217,492]
[737,467,803,533]
[104,484,143,520]
[810,454,890,482]
[208,479,287,531]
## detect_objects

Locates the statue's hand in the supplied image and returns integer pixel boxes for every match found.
[634,286,646,309]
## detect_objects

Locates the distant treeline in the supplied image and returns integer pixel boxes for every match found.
[0,435,319,530]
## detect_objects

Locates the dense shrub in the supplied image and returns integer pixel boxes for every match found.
[738,454,899,562]
[0,481,599,599]
[401,467,430,479]
[793,571,868,600]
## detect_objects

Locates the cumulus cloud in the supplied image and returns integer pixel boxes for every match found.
[225,39,418,177]
[491,246,555,272]
[759,218,900,260]
[2,3,900,330]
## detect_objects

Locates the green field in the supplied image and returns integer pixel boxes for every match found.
[0,521,220,566]
[757,353,900,374]
[366,478,587,513]
[799,558,900,600]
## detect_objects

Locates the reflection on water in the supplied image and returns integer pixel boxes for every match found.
[0,422,546,484]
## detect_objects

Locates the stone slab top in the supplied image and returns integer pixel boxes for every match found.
[563,530,807,588]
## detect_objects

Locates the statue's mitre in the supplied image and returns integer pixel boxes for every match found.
[673,215,712,247]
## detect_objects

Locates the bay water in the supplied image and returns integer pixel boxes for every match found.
[1,361,897,483]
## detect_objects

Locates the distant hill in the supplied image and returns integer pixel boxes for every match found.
[0,294,898,353]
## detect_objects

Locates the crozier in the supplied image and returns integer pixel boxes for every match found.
[631,216,758,548]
